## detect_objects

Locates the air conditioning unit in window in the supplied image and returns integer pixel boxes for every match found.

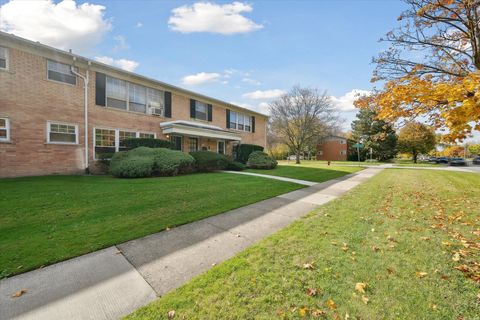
[149,107,163,116]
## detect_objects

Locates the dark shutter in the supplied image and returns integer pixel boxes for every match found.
[251,116,255,133]
[95,72,106,106]
[190,99,196,119]
[207,104,212,122]
[226,109,230,128]
[164,91,172,118]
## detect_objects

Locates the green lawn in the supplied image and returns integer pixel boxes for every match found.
[246,164,363,182]
[126,169,480,319]
[0,173,304,278]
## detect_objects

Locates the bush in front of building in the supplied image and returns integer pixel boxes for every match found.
[246,151,278,169]
[225,161,246,171]
[110,147,195,178]
[123,138,174,150]
[190,151,230,172]
[234,144,264,163]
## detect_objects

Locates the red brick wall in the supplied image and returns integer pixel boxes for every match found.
[316,137,348,161]
[0,44,267,177]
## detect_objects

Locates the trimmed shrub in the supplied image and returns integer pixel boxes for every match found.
[123,138,173,150]
[190,151,230,172]
[247,151,278,169]
[225,161,246,171]
[110,147,195,178]
[234,144,264,163]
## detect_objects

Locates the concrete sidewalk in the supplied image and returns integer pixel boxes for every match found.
[0,167,383,320]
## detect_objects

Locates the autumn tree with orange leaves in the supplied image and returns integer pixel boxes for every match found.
[355,0,480,142]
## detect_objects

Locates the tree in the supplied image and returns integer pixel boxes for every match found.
[357,0,480,142]
[351,102,398,161]
[441,145,465,157]
[397,122,436,163]
[270,86,337,164]
[468,143,480,155]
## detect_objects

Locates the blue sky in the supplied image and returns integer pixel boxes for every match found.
[0,0,408,129]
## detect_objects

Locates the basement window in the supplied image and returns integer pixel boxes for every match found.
[0,118,10,142]
[47,122,78,144]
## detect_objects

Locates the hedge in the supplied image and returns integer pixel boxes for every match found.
[190,151,230,172]
[234,144,264,163]
[123,138,173,150]
[225,161,246,171]
[246,151,278,169]
[110,147,195,178]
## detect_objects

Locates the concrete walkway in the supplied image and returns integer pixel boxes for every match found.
[0,167,383,320]
[222,170,318,186]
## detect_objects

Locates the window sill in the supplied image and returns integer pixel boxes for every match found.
[45,78,78,87]
[45,142,80,146]
[99,105,166,119]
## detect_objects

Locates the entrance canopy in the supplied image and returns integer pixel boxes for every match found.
[160,120,241,141]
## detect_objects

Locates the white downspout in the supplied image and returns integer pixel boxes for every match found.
[71,59,90,174]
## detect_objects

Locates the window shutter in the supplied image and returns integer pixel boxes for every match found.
[207,104,212,122]
[190,99,196,119]
[226,109,230,128]
[164,91,172,118]
[251,116,255,133]
[95,72,106,106]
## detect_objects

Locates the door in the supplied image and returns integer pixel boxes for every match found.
[217,140,225,154]
[188,137,198,152]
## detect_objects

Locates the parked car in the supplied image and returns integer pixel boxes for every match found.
[436,157,450,164]
[449,158,467,166]
[427,157,437,163]
[287,155,304,161]
[472,156,480,165]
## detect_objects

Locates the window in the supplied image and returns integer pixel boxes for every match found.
[139,132,155,139]
[340,150,347,155]
[171,135,182,151]
[217,141,225,155]
[0,118,10,142]
[147,88,164,115]
[47,60,76,85]
[318,150,323,156]
[229,111,237,130]
[47,122,78,144]
[95,128,116,159]
[129,83,146,113]
[188,137,198,152]
[340,139,346,144]
[119,130,136,151]
[106,77,127,110]
[195,101,208,121]
[229,111,251,132]
[0,47,8,70]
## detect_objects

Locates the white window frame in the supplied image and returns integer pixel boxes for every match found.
[340,150,347,155]
[93,127,157,159]
[46,121,79,145]
[0,118,11,142]
[0,47,9,71]
[46,60,77,86]
[217,140,225,154]
[229,111,251,132]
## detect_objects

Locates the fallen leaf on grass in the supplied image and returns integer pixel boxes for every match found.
[12,289,27,298]
[311,310,326,317]
[420,236,431,241]
[361,295,369,304]
[341,243,349,252]
[372,246,380,252]
[355,282,367,293]
[306,288,317,296]
[416,271,428,278]
[299,307,309,317]
[452,252,461,262]
[167,310,175,319]
[326,299,337,310]
[303,263,315,270]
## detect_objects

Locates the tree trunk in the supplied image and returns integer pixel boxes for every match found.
[296,151,301,164]
[413,152,418,164]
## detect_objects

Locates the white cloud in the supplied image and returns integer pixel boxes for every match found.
[330,89,371,112]
[135,22,143,28]
[168,1,263,35]
[0,0,111,53]
[242,77,261,85]
[230,101,270,114]
[243,89,285,100]
[94,56,139,72]
[113,35,129,52]
[181,72,222,85]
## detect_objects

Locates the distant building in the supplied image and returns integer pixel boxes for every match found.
[316,135,348,161]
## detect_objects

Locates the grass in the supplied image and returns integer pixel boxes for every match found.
[246,164,363,182]
[0,173,304,278]
[278,160,379,166]
[126,169,480,319]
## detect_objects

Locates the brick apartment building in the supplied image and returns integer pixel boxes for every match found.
[316,135,348,161]
[0,32,267,177]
